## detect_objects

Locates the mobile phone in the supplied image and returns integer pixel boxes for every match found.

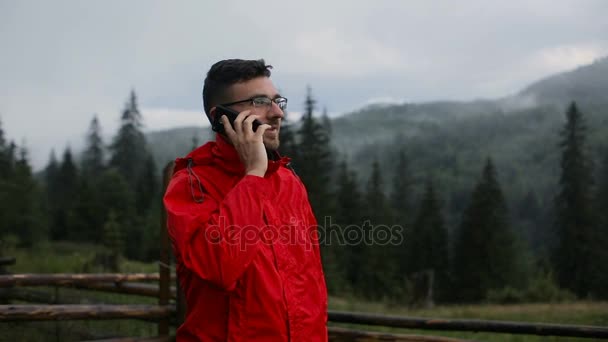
[212,105,262,135]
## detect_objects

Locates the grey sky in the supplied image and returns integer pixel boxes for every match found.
[1,0,607,169]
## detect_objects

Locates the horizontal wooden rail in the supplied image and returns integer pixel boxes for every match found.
[0,257,16,267]
[0,273,160,287]
[0,304,174,321]
[74,282,177,299]
[328,326,474,342]
[329,311,608,339]
[0,288,98,304]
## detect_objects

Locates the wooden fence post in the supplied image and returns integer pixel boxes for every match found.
[158,161,175,336]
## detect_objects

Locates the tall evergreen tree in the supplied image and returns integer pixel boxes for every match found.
[67,116,108,242]
[554,102,596,297]
[332,160,364,293]
[321,107,332,136]
[109,90,157,215]
[44,150,59,187]
[109,90,146,185]
[6,144,47,246]
[97,169,136,257]
[0,119,11,234]
[0,117,8,177]
[452,158,520,302]
[296,86,333,221]
[68,177,106,242]
[102,210,125,272]
[593,149,608,298]
[43,150,60,216]
[409,179,449,300]
[360,159,396,299]
[390,149,412,230]
[49,147,79,240]
[82,115,105,177]
[278,113,298,162]
[0,117,5,147]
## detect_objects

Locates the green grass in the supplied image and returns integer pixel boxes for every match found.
[329,296,608,341]
[3,240,158,274]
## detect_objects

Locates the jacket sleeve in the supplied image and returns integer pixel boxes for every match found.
[163,172,271,291]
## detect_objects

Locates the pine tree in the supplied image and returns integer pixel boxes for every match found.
[0,117,5,148]
[321,107,332,136]
[332,160,364,293]
[364,159,393,224]
[67,116,108,242]
[360,159,396,299]
[554,102,596,297]
[135,155,158,215]
[517,190,545,252]
[278,113,298,162]
[109,90,146,185]
[82,115,105,177]
[409,178,449,301]
[49,147,79,240]
[452,158,520,302]
[109,90,157,216]
[6,144,47,246]
[0,117,9,177]
[0,119,11,236]
[296,86,333,221]
[44,150,59,188]
[390,150,412,226]
[102,210,125,272]
[67,177,105,242]
[97,169,136,256]
[593,148,608,298]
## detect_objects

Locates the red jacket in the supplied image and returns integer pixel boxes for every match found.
[163,134,328,341]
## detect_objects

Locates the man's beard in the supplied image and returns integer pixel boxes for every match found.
[263,136,280,151]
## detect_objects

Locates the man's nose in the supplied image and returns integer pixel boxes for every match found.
[269,101,285,119]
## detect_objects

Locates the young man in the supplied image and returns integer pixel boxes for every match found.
[163,59,328,341]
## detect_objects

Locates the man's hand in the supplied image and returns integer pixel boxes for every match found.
[221,110,272,177]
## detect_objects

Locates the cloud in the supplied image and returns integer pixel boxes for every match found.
[528,43,608,73]
[290,28,412,77]
[1,0,607,170]
[142,107,209,131]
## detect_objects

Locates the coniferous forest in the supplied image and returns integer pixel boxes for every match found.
[1,58,608,306]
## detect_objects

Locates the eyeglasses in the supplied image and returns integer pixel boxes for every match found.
[221,96,288,111]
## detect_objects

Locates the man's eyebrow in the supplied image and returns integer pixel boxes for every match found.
[249,93,282,99]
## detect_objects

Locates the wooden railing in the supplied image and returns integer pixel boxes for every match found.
[2,272,608,341]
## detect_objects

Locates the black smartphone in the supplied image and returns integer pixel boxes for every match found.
[212,105,262,135]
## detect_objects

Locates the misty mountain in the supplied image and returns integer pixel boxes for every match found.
[330,56,608,159]
[520,56,608,107]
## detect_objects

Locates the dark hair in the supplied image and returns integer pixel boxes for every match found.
[202,59,273,120]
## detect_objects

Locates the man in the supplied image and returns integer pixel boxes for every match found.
[163,59,328,341]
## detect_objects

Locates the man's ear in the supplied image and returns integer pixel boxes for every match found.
[208,107,217,122]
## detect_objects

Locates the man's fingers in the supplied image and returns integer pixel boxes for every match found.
[255,124,272,137]
[243,114,261,135]
[221,115,237,141]
[233,109,251,134]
